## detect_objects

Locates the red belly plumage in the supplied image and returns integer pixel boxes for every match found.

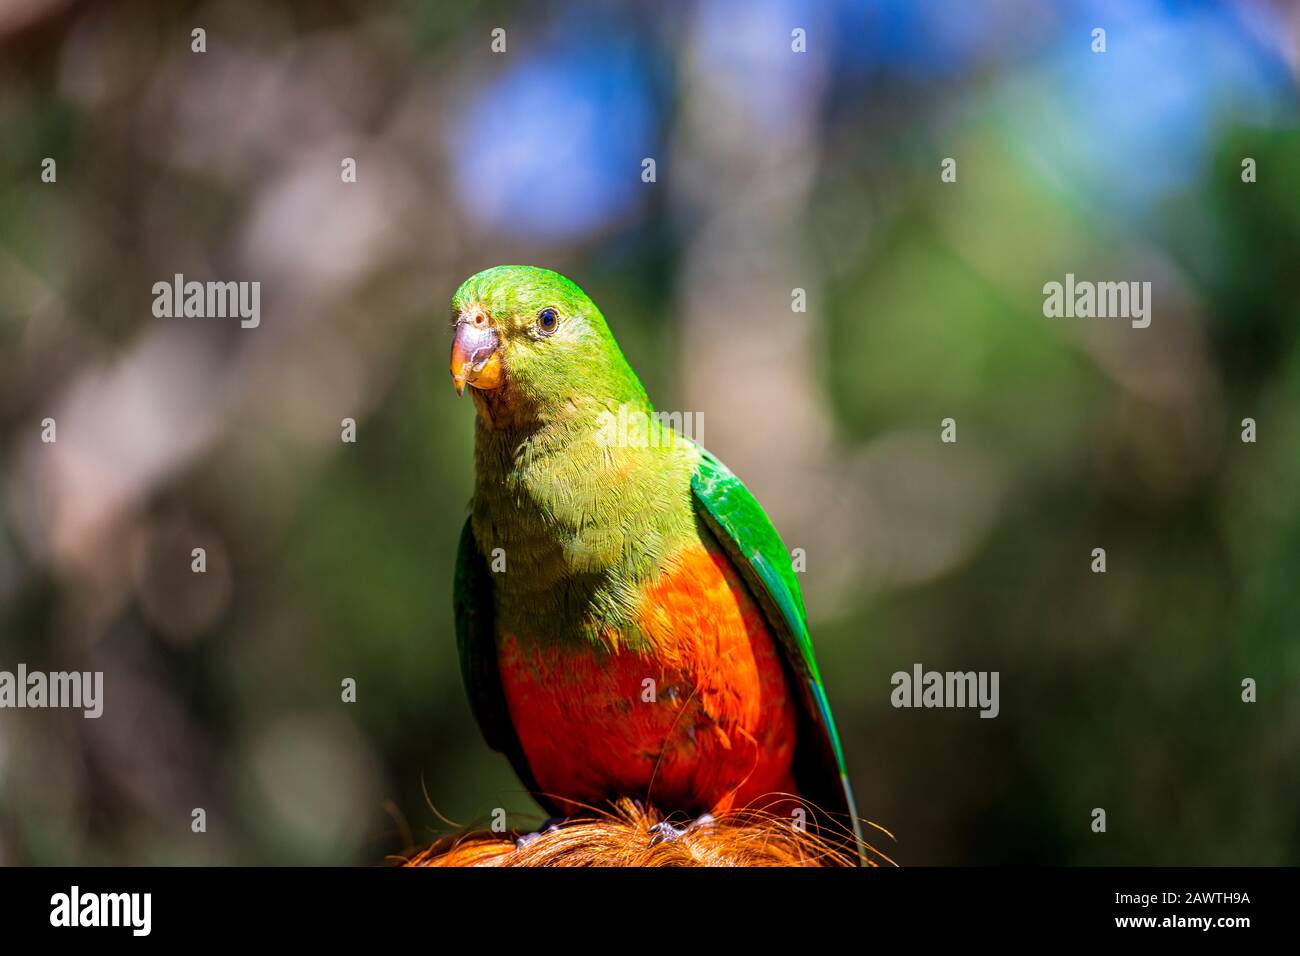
[496,542,799,816]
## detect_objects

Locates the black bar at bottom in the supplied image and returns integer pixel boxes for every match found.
[0,866,1284,942]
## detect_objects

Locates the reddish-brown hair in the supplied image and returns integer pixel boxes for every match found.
[402,799,879,867]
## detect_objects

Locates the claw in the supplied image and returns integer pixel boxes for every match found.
[514,817,564,848]
[647,813,714,846]
[648,821,687,846]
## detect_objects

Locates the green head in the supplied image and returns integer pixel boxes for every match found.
[450,265,648,426]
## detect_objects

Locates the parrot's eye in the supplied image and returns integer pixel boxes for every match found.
[536,308,560,335]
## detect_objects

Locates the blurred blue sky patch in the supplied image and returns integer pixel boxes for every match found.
[448,19,658,241]
[1009,0,1296,216]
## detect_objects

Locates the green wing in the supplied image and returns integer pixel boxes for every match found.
[690,446,866,861]
[453,517,561,818]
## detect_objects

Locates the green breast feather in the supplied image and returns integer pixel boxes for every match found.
[454,447,866,861]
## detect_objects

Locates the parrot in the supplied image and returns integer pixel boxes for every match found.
[449,264,864,858]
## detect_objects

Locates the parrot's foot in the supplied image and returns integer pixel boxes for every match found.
[647,813,714,846]
[647,821,685,845]
[514,817,564,848]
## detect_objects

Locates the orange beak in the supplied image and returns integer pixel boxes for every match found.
[450,316,504,396]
